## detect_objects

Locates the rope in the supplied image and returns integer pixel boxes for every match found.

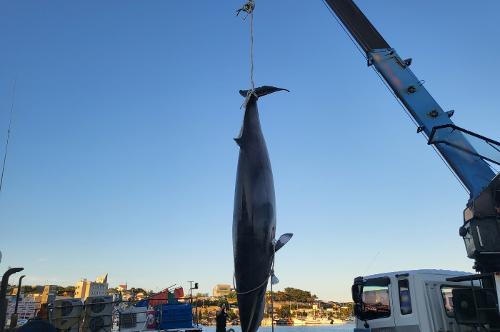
[249,2,255,91]
[0,81,16,194]
[237,0,256,108]
[232,272,270,296]
[270,257,275,332]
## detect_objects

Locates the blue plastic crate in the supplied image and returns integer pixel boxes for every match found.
[156,303,193,329]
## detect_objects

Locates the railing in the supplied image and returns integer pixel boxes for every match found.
[428,124,500,167]
[48,297,158,332]
[4,295,203,332]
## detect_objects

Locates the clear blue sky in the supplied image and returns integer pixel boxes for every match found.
[0,1,499,302]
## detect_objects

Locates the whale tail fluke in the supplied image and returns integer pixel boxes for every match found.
[239,86,289,99]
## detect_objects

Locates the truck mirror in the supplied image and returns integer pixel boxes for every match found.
[452,288,488,325]
[351,284,362,303]
[354,303,364,320]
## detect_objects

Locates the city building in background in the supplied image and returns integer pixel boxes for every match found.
[41,285,57,304]
[74,273,108,299]
[212,284,232,297]
[117,284,127,292]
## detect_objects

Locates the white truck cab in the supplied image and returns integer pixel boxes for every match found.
[351,269,477,332]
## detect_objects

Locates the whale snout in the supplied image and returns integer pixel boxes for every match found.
[237,286,267,332]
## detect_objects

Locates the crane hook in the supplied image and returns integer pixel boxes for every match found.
[236,1,255,18]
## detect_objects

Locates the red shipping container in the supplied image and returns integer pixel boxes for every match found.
[149,290,169,307]
[174,287,184,299]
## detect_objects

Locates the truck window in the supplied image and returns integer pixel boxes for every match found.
[441,286,454,317]
[362,285,391,320]
[398,279,412,315]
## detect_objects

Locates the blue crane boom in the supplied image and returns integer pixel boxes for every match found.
[324,0,500,276]
[323,1,500,327]
[324,0,496,199]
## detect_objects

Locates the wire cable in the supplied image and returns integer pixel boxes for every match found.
[0,81,17,194]
[249,1,255,91]
[370,67,469,194]
[321,0,366,60]
[322,0,469,194]
[237,0,257,108]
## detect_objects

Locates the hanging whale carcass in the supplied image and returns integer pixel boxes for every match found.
[233,86,293,332]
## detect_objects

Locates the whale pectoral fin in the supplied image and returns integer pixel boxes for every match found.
[234,136,243,146]
[234,125,245,146]
[274,233,293,252]
[239,86,290,98]
[271,273,280,285]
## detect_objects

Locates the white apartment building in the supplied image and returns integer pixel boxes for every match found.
[74,273,108,299]
[212,284,232,297]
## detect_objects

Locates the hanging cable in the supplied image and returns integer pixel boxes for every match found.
[232,272,269,296]
[270,254,275,332]
[370,67,469,194]
[248,1,255,91]
[321,0,366,60]
[0,81,17,194]
[237,0,257,108]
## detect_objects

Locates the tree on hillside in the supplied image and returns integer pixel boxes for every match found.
[57,286,76,296]
[273,291,289,302]
[226,290,237,303]
[227,310,238,321]
[283,287,317,303]
[23,286,37,294]
[277,307,291,318]
[130,287,147,294]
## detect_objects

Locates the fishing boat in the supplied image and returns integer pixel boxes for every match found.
[304,317,332,325]
[275,318,293,326]
[292,318,306,326]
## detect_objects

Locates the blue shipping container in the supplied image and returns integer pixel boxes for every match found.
[156,303,193,330]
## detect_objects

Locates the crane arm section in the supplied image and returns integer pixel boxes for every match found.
[325,0,496,199]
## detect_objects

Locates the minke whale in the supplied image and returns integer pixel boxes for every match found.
[233,86,293,332]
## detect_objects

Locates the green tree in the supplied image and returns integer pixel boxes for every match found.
[130,287,147,294]
[58,286,76,296]
[283,287,317,303]
[227,310,238,321]
[226,290,237,301]
[277,307,291,318]
[23,285,37,294]
[274,291,289,302]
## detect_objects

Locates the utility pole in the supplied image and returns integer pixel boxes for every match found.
[0,267,23,332]
[188,281,194,304]
[14,275,25,314]
[9,275,26,329]
[187,281,198,326]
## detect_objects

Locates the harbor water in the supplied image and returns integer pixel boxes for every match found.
[203,326,355,332]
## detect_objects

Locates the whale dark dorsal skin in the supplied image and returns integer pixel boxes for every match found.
[233,86,288,332]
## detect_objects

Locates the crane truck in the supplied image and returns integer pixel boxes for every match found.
[324,1,500,331]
